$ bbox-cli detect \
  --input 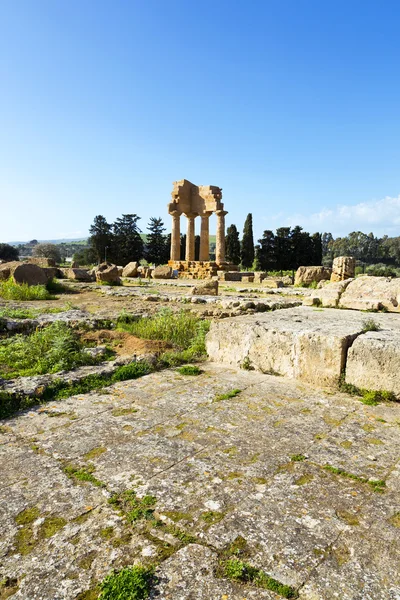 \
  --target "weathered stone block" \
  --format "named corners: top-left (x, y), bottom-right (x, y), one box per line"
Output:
top-left (294, 266), bottom-right (331, 286)
top-left (339, 276), bottom-right (400, 312)
top-left (331, 256), bottom-right (355, 282)
top-left (66, 268), bottom-right (94, 282)
top-left (152, 266), bottom-right (173, 279)
top-left (346, 330), bottom-right (400, 397)
top-left (303, 279), bottom-right (353, 308)
top-left (95, 263), bottom-right (120, 284)
top-left (206, 307), bottom-right (370, 387)
top-left (192, 280), bottom-right (218, 296)
top-left (0, 261), bottom-right (48, 286)
top-left (122, 261), bottom-right (139, 278)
